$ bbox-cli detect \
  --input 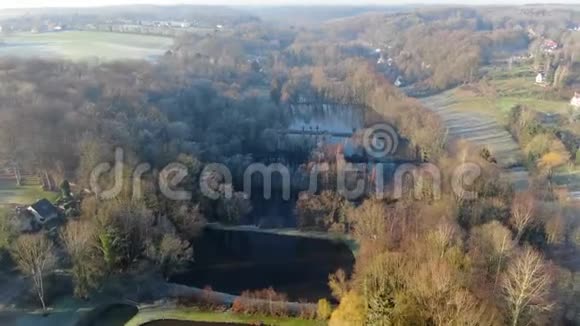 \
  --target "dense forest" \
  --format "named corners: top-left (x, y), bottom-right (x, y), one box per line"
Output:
top-left (317, 6), bottom-right (580, 92)
top-left (0, 4), bottom-right (580, 326)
